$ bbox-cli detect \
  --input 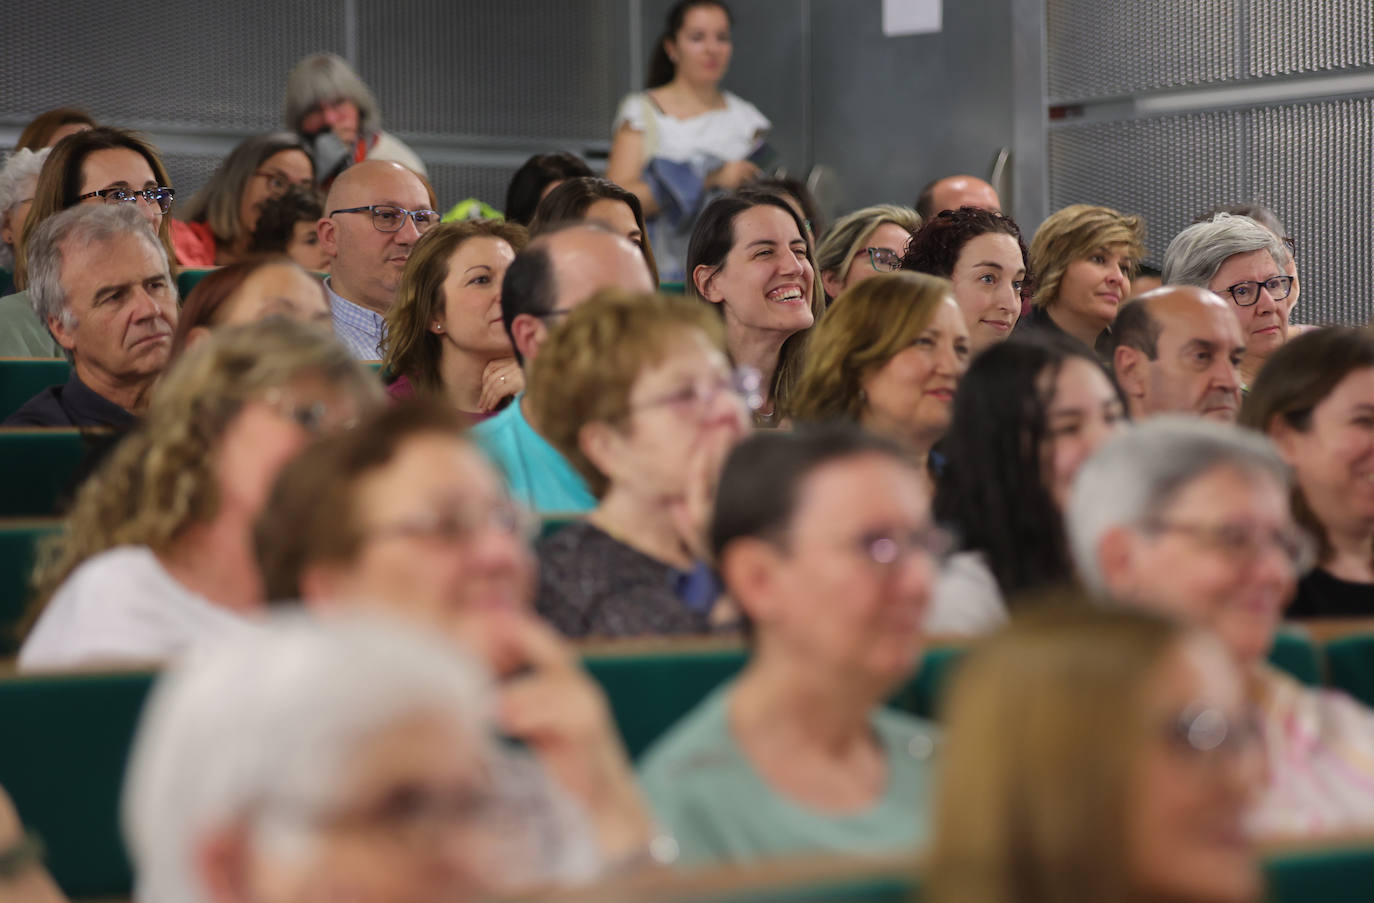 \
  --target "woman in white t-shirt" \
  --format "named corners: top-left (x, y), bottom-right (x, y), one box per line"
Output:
top-left (605, 0), bottom-right (770, 284)
top-left (18, 319), bottom-right (383, 671)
